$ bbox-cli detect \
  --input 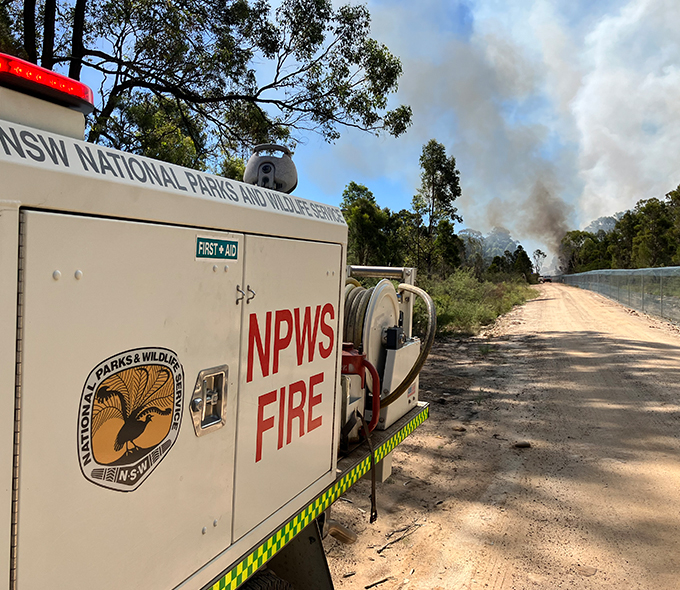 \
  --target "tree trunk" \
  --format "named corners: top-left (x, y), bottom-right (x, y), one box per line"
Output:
top-left (69, 0), bottom-right (87, 80)
top-left (429, 175), bottom-right (435, 237)
top-left (427, 175), bottom-right (434, 276)
top-left (41, 0), bottom-right (57, 69)
top-left (23, 0), bottom-right (37, 63)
